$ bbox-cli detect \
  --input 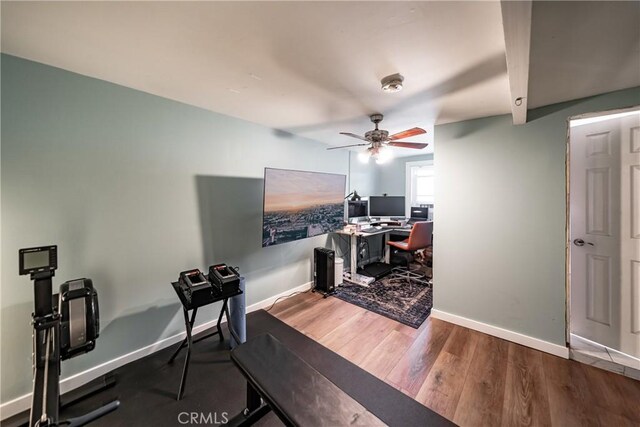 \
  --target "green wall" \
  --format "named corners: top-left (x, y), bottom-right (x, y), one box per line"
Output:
top-left (0, 55), bottom-right (373, 403)
top-left (434, 87), bottom-right (640, 346)
top-left (347, 151), bottom-right (378, 197)
top-left (376, 153), bottom-right (434, 197)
